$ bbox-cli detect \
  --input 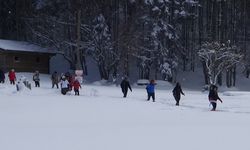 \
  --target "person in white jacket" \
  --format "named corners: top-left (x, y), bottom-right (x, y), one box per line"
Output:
top-left (61, 76), bottom-right (69, 95)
